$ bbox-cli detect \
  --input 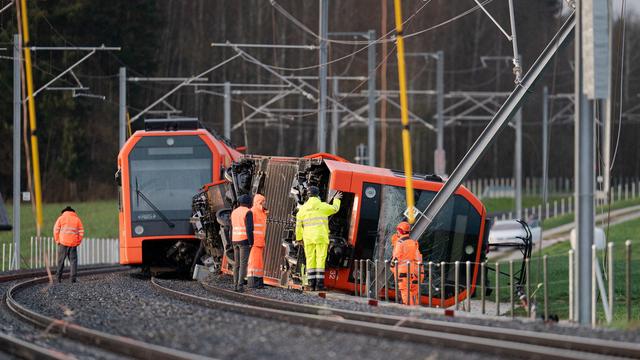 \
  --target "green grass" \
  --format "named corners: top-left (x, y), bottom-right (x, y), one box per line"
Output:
top-left (542, 197), bottom-right (640, 230)
top-left (492, 217), bottom-right (640, 326)
top-left (0, 200), bottom-right (118, 269)
top-left (483, 195), bottom-right (566, 214)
